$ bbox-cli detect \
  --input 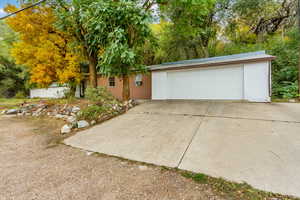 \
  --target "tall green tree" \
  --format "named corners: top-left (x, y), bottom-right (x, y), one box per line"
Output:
top-left (0, 56), bottom-right (28, 98)
top-left (157, 0), bottom-right (217, 61)
top-left (224, 0), bottom-right (297, 42)
top-left (298, 0), bottom-right (300, 98)
top-left (0, 21), bottom-right (18, 58)
top-left (54, 0), bottom-right (99, 88)
top-left (82, 0), bottom-right (153, 100)
top-left (0, 22), bottom-right (28, 98)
